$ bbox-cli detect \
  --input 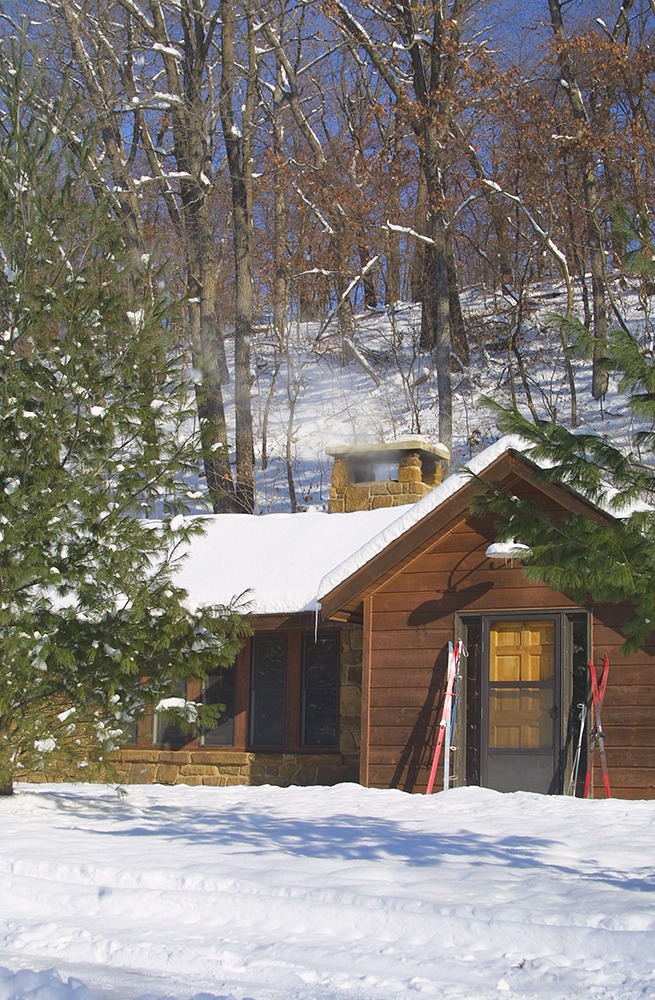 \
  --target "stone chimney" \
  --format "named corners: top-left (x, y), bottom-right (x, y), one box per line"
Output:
top-left (326, 438), bottom-right (450, 513)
